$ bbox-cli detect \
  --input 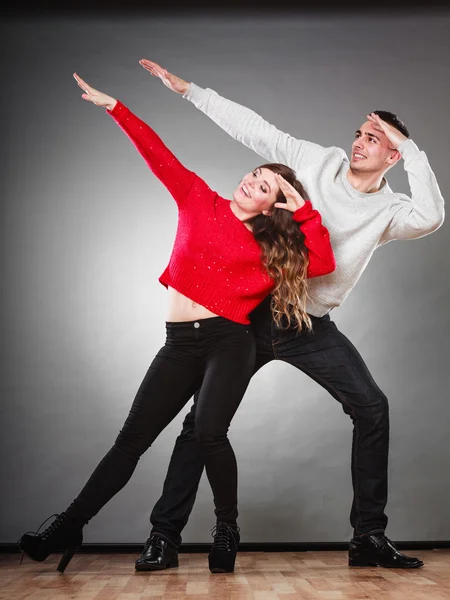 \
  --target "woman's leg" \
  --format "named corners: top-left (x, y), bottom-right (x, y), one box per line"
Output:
top-left (194, 324), bottom-right (255, 524)
top-left (19, 324), bottom-right (202, 569)
top-left (187, 318), bottom-right (255, 572)
top-left (66, 340), bottom-right (202, 524)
